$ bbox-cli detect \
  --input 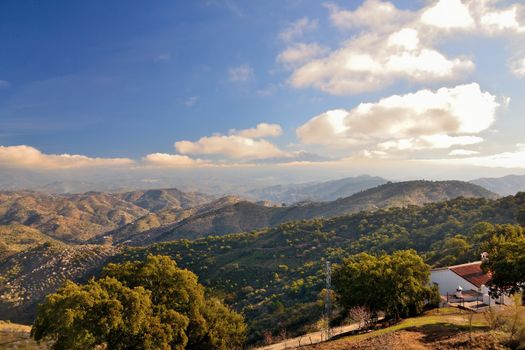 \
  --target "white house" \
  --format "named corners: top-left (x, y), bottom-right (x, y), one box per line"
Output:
top-left (430, 261), bottom-right (511, 307)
